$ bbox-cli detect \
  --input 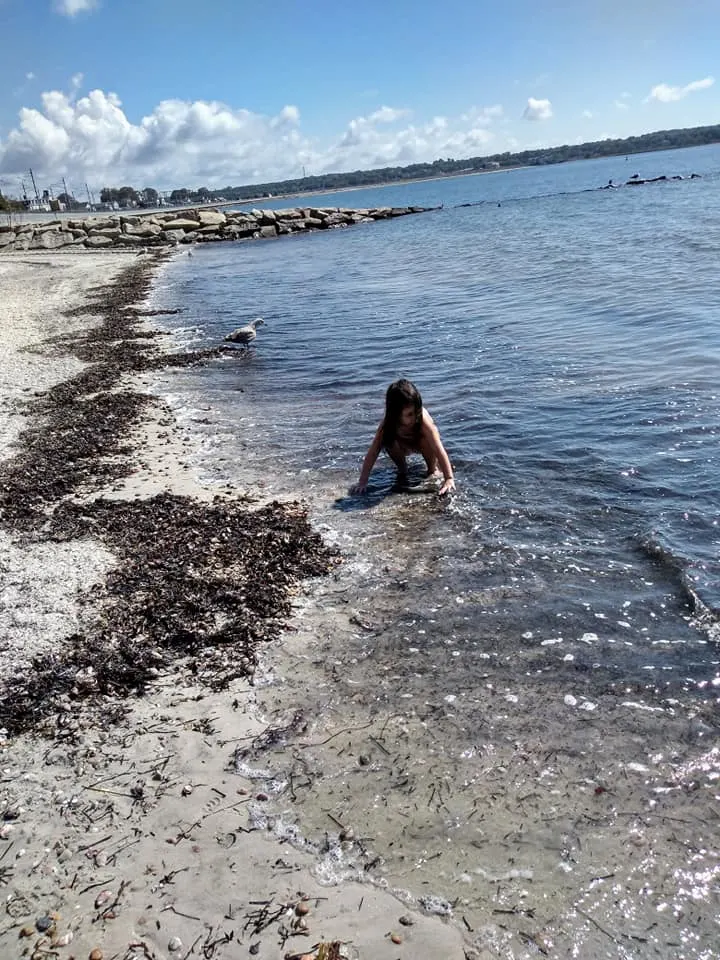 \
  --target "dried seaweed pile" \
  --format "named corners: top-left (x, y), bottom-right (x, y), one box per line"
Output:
top-left (0, 255), bottom-right (244, 529)
top-left (0, 255), bottom-right (339, 737)
top-left (0, 493), bottom-right (337, 737)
